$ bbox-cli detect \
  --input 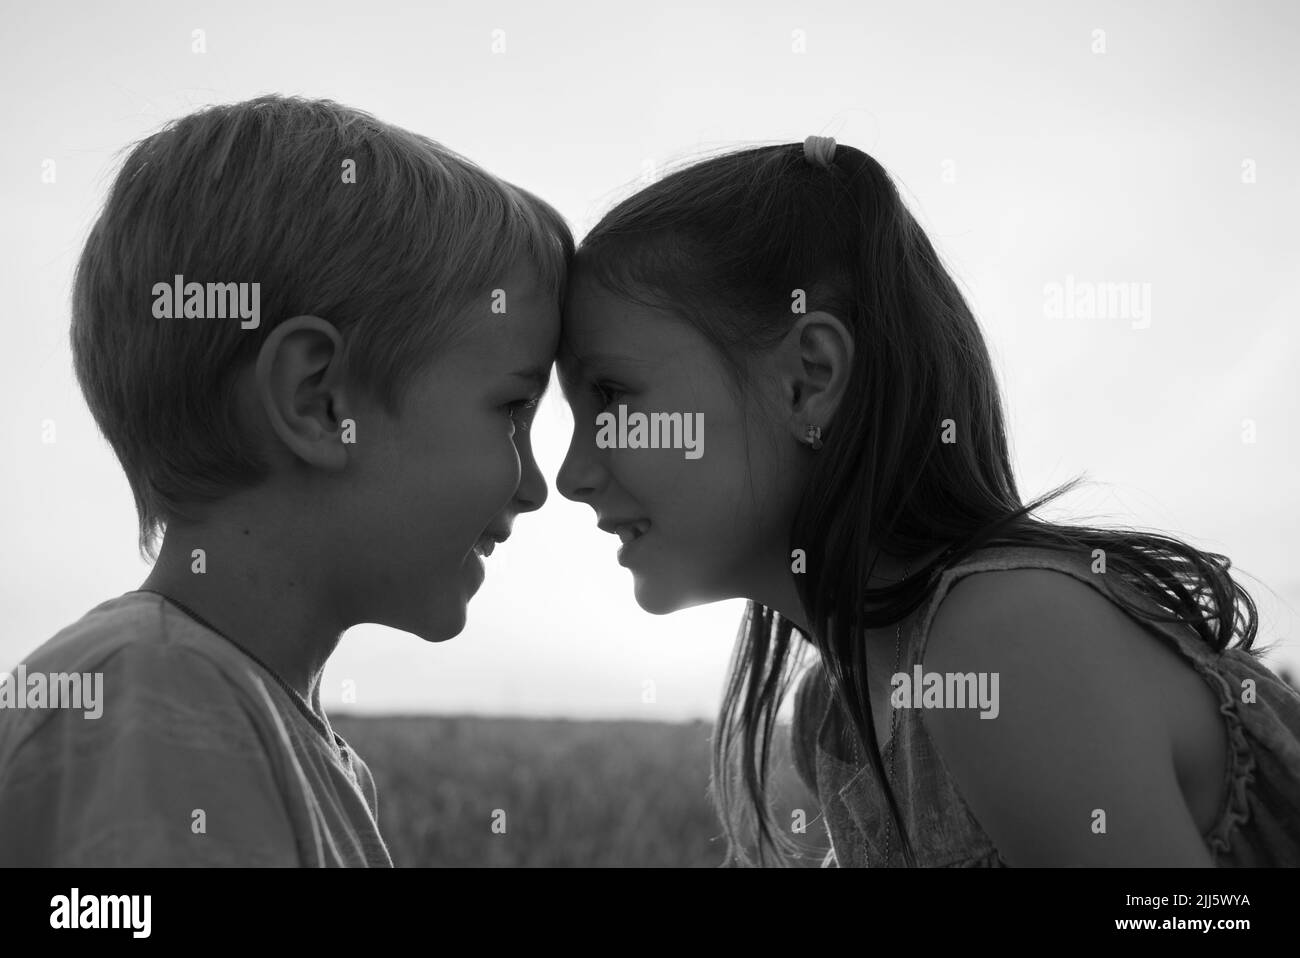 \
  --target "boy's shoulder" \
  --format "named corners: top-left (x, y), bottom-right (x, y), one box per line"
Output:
top-left (23, 591), bottom-right (176, 667)
top-left (0, 593), bottom-right (310, 866)
top-left (1, 592), bottom-right (269, 754)
top-left (18, 591), bottom-right (255, 686)
top-left (0, 591), bottom-right (390, 866)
